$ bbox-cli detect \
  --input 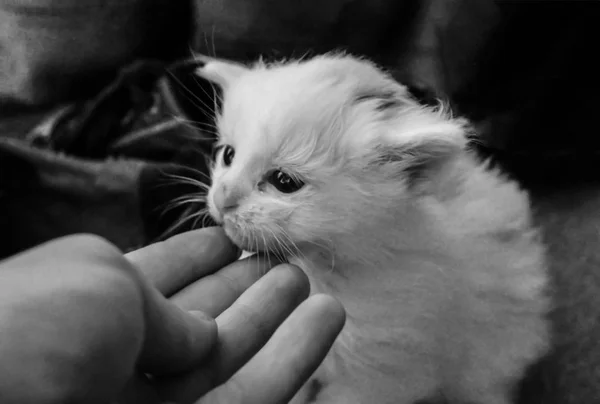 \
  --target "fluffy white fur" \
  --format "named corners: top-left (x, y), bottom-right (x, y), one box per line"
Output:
top-left (196, 53), bottom-right (550, 404)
